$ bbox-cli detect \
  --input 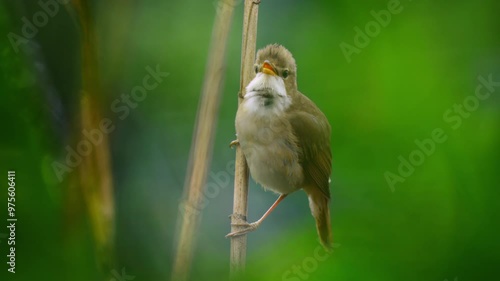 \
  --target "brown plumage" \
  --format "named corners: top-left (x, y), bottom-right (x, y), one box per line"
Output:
top-left (227, 44), bottom-right (333, 250)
